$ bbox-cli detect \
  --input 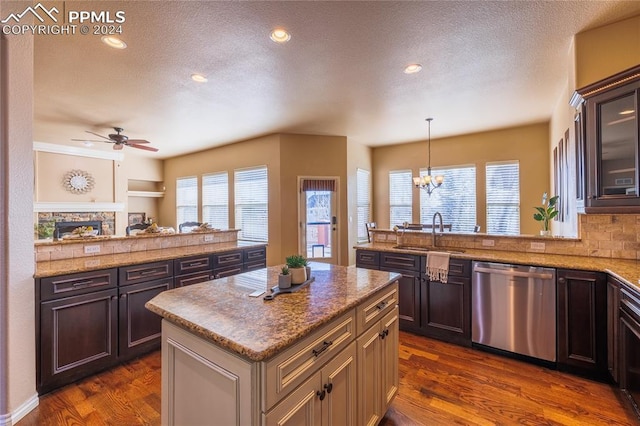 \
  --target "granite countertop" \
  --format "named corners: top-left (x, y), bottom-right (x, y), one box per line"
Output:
top-left (34, 229), bottom-right (240, 246)
top-left (356, 242), bottom-right (640, 292)
top-left (145, 263), bottom-right (399, 362)
top-left (35, 240), bottom-right (266, 278)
